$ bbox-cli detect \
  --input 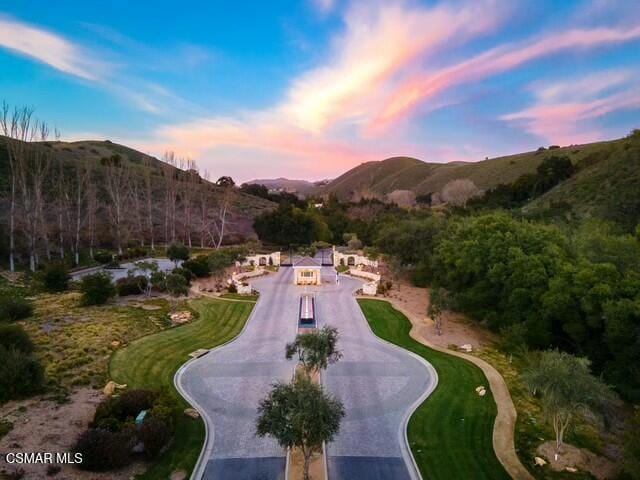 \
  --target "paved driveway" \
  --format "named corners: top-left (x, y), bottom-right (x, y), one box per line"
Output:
top-left (177, 261), bottom-right (435, 480)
